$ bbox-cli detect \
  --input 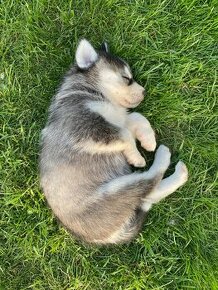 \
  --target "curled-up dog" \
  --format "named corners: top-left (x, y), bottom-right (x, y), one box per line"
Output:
top-left (39, 39), bottom-right (188, 244)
